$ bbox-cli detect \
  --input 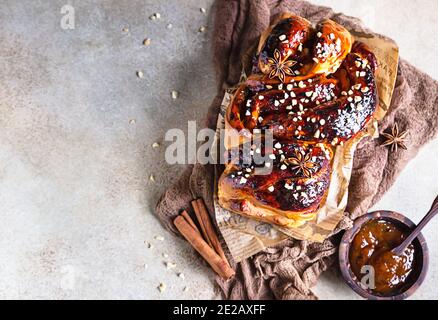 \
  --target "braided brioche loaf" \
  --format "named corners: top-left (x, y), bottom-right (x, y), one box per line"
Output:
top-left (218, 13), bottom-right (378, 228)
